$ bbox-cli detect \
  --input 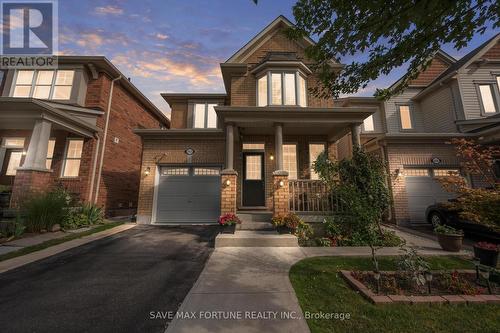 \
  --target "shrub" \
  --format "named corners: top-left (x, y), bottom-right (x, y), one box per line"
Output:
top-left (397, 247), bottom-right (430, 287)
top-left (218, 213), bottom-right (241, 226)
top-left (81, 204), bottom-right (104, 225)
top-left (295, 220), bottom-right (313, 245)
top-left (315, 237), bottom-right (333, 247)
top-left (63, 212), bottom-right (89, 230)
top-left (22, 190), bottom-right (69, 232)
top-left (271, 214), bottom-right (286, 227)
top-left (434, 224), bottom-right (463, 235)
